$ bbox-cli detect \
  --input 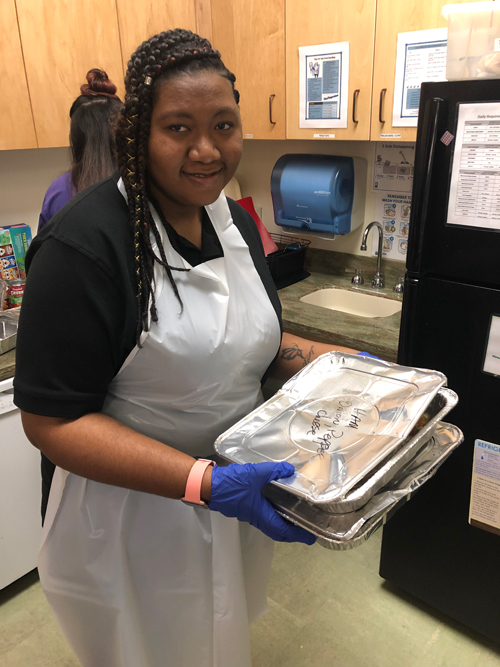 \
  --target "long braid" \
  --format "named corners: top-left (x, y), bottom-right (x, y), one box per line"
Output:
top-left (115, 29), bottom-right (239, 345)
